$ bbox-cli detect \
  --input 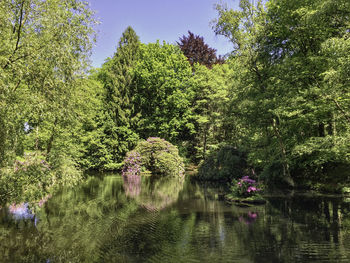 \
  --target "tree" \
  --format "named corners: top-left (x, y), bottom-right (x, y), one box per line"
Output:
top-left (213, 0), bottom-right (350, 187)
top-left (96, 26), bottom-right (141, 169)
top-left (132, 41), bottom-right (195, 144)
top-left (0, 0), bottom-right (96, 203)
top-left (102, 26), bottom-right (141, 128)
top-left (0, 0), bottom-right (96, 165)
top-left (190, 63), bottom-right (232, 160)
top-left (177, 31), bottom-right (224, 68)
